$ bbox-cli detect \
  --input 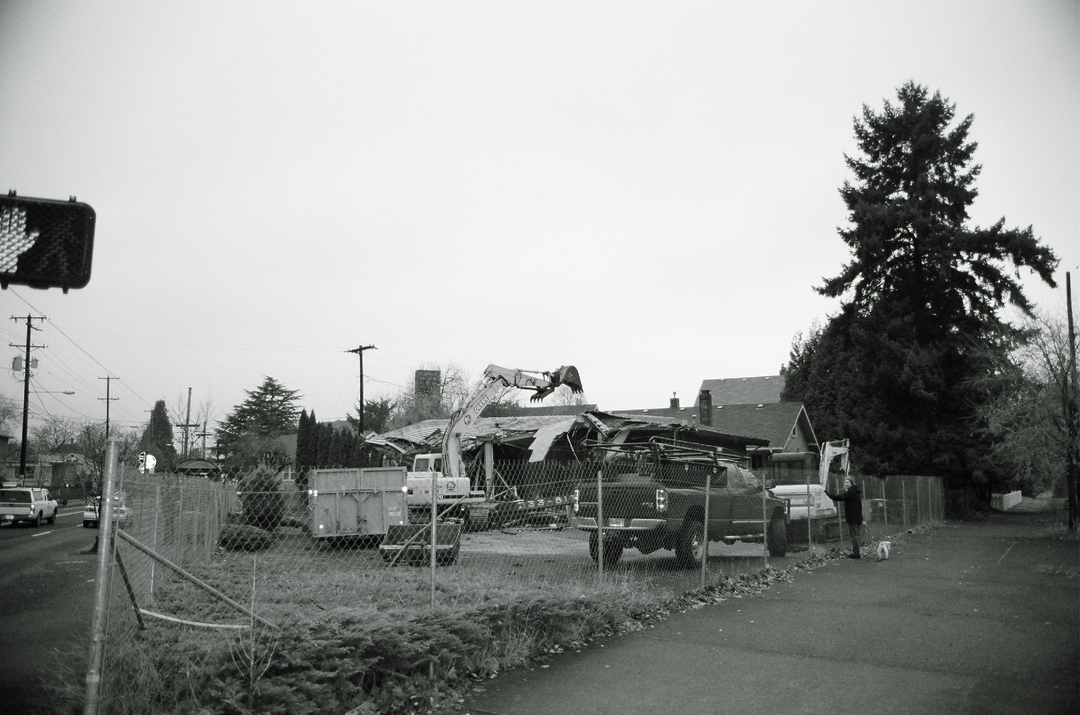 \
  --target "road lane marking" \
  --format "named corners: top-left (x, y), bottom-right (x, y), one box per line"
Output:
top-left (31, 530), bottom-right (54, 537)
